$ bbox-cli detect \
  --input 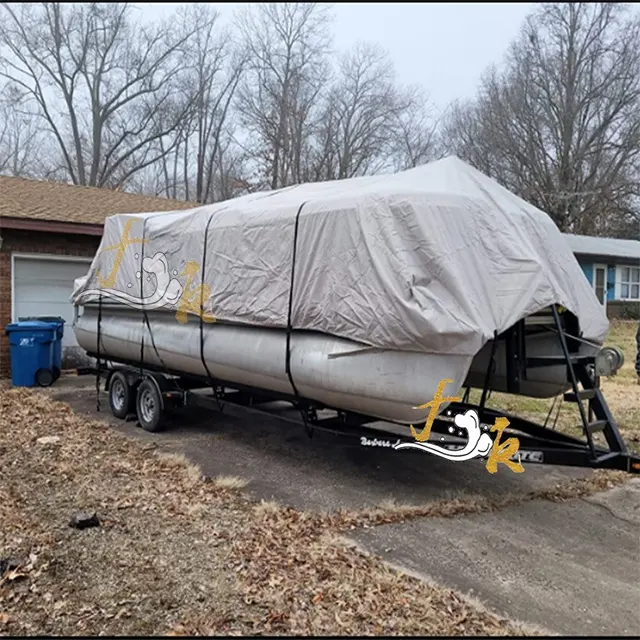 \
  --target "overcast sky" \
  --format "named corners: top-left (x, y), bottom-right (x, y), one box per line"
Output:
top-left (136, 2), bottom-right (536, 112)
